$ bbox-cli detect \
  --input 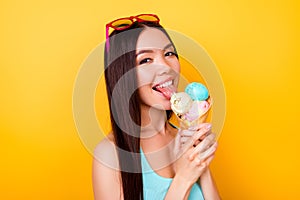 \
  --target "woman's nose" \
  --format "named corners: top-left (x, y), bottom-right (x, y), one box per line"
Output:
top-left (156, 56), bottom-right (173, 75)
